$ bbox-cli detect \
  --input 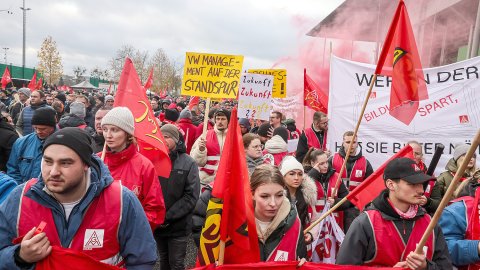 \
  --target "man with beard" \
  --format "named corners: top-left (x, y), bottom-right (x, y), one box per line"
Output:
top-left (191, 109), bottom-right (229, 188)
top-left (91, 106), bottom-right (112, 153)
top-left (10, 88), bottom-right (30, 127)
top-left (8, 107), bottom-right (57, 184)
top-left (337, 158), bottom-right (452, 269)
top-left (0, 128), bottom-right (157, 269)
top-left (296, 111), bottom-right (330, 163)
top-left (16, 90), bottom-right (48, 136)
top-left (329, 131), bottom-right (373, 231)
